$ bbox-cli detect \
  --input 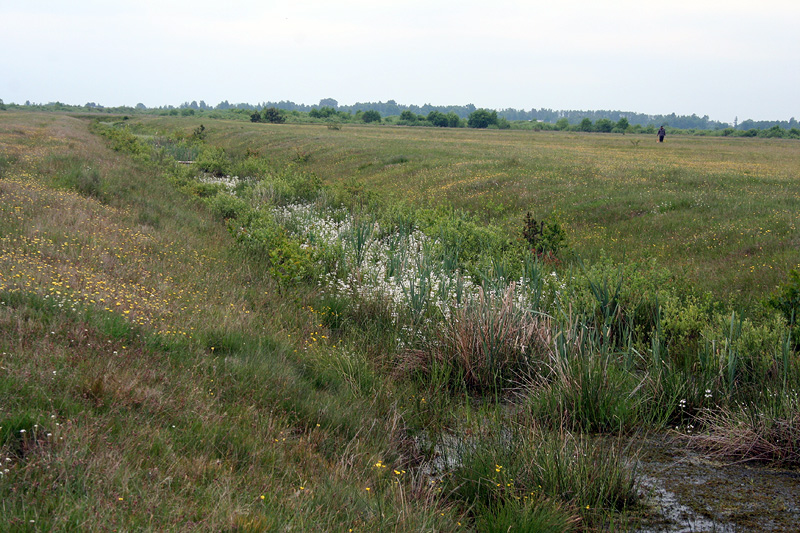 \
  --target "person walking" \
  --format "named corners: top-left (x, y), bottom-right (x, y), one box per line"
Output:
top-left (657, 126), bottom-right (666, 143)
